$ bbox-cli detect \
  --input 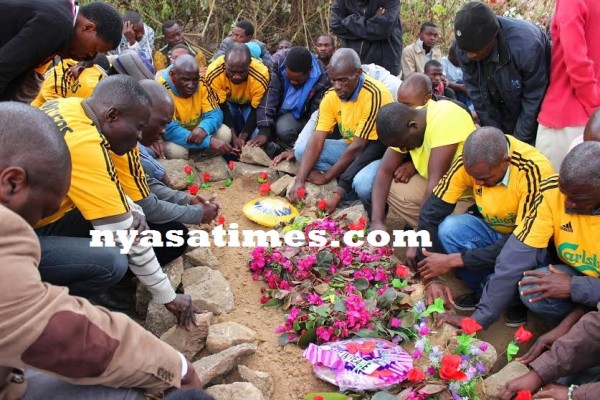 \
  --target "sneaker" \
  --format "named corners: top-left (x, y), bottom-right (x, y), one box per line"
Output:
top-left (454, 292), bottom-right (480, 312)
top-left (505, 305), bottom-right (528, 328)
